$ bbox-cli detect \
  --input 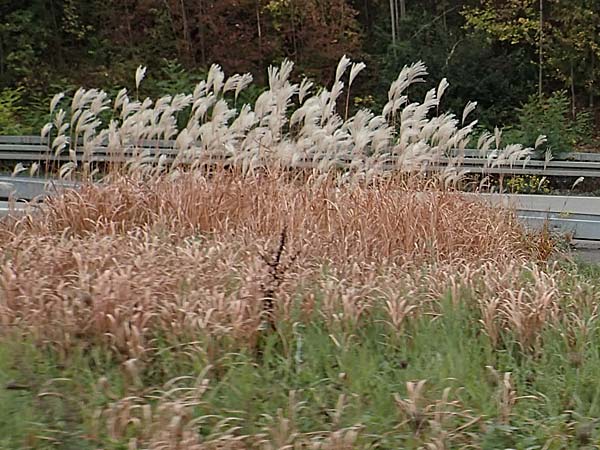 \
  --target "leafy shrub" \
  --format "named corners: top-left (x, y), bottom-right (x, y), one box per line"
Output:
top-left (506, 91), bottom-right (593, 156)
top-left (379, 29), bottom-right (537, 129)
top-left (0, 87), bottom-right (24, 134)
top-left (144, 59), bottom-right (206, 97)
top-left (505, 175), bottom-right (551, 195)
